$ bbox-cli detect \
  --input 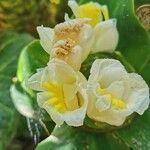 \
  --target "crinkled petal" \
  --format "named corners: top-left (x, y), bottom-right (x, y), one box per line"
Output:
top-left (88, 108), bottom-right (130, 126)
top-left (107, 81), bottom-right (124, 99)
top-left (37, 26), bottom-right (54, 54)
top-left (87, 90), bottom-right (130, 126)
top-left (89, 59), bottom-right (127, 88)
top-left (126, 73), bottom-right (149, 115)
top-left (95, 96), bottom-right (111, 112)
top-left (91, 19), bottom-right (119, 53)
